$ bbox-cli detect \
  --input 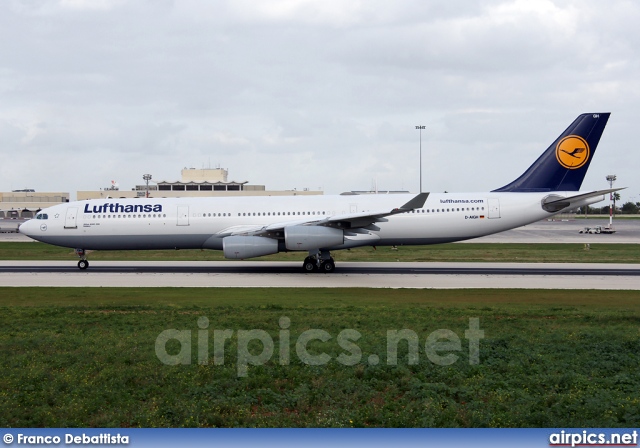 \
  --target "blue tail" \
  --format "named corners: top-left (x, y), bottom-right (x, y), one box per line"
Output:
top-left (492, 113), bottom-right (610, 192)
